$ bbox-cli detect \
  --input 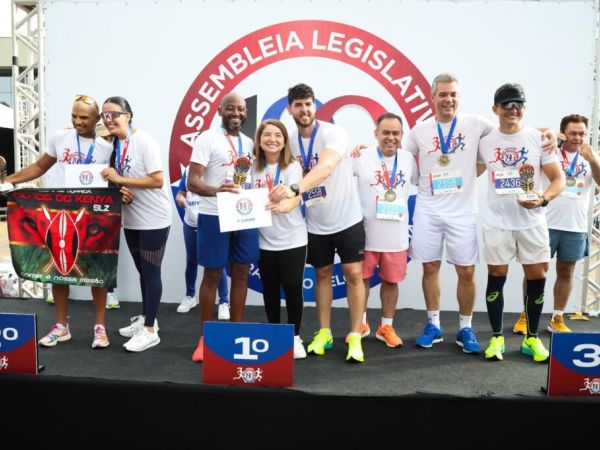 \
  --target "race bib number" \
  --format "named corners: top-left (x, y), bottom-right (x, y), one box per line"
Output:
top-left (493, 169), bottom-right (521, 194)
top-left (302, 186), bottom-right (327, 207)
top-left (376, 196), bottom-right (406, 221)
top-left (430, 170), bottom-right (463, 195)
